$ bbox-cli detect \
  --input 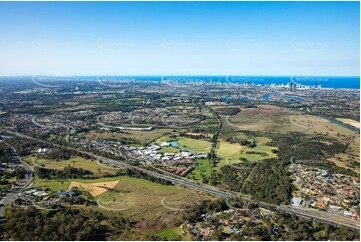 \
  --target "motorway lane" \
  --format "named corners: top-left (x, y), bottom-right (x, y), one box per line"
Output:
top-left (97, 156), bottom-right (232, 198)
top-left (278, 205), bottom-right (360, 230)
